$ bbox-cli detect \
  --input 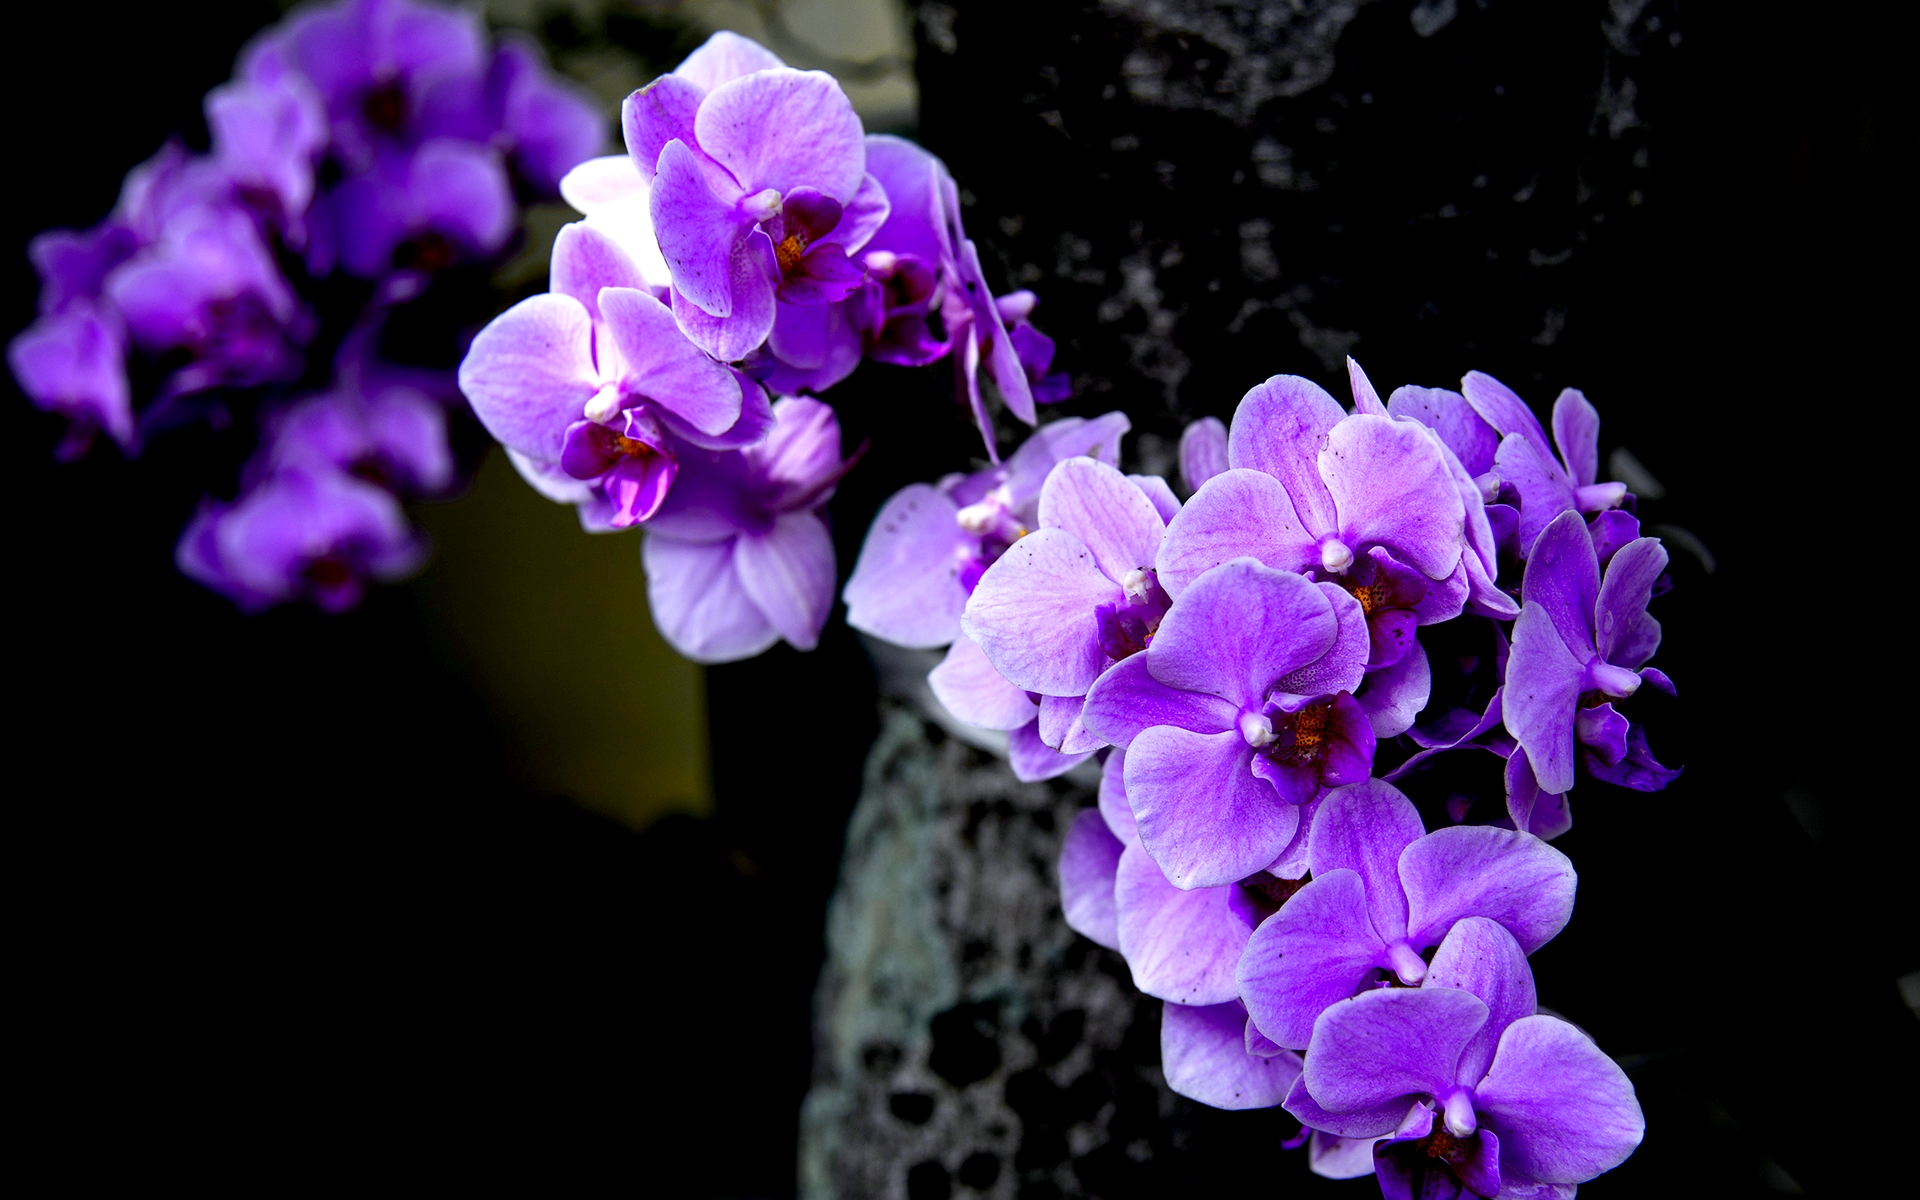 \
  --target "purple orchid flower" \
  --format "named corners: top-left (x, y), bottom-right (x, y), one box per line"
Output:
top-left (961, 456), bottom-right (1178, 756)
top-left (1157, 373), bottom-right (1470, 672)
top-left (622, 32), bottom-right (886, 362)
top-left (1178, 416), bottom-right (1228, 496)
top-left (8, 302), bottom-right (134, 459)
top-left (177, 466), bottom-right (425, 612)
top-left (204, 72), bottom-right (328, 240)
top-left (411, 35), bottom-right (605, 193)
top-left (326, 138), bottom-right (515, 277)
top-left (1287, 917), bottom-right (1643, 1199)
top-left (241, 0), bottom-right (489, 176)
top-left (641, 397), bottom-right (853, 663)
top-left (845, 411), bottom-right (1132, 649)
top-left (457, 221), bottom-right (765, 527)
top-left (1505, 509), bottom-right (1676, 796)
top-left (1077, 558), bottom-right (1379, 888)
top-left (260, 381), bottom-right (453, 497)
top-left (1461, 370), bottom-right (1629, 559)
top-left (1236, 778), bottom-right (1576, 1051)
